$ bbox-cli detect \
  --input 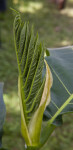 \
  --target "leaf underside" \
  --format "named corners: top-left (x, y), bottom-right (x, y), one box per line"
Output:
top-left (43, 46), bottom-right (73, 126)
top-left (14, 13), bottom-right (45, 124)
